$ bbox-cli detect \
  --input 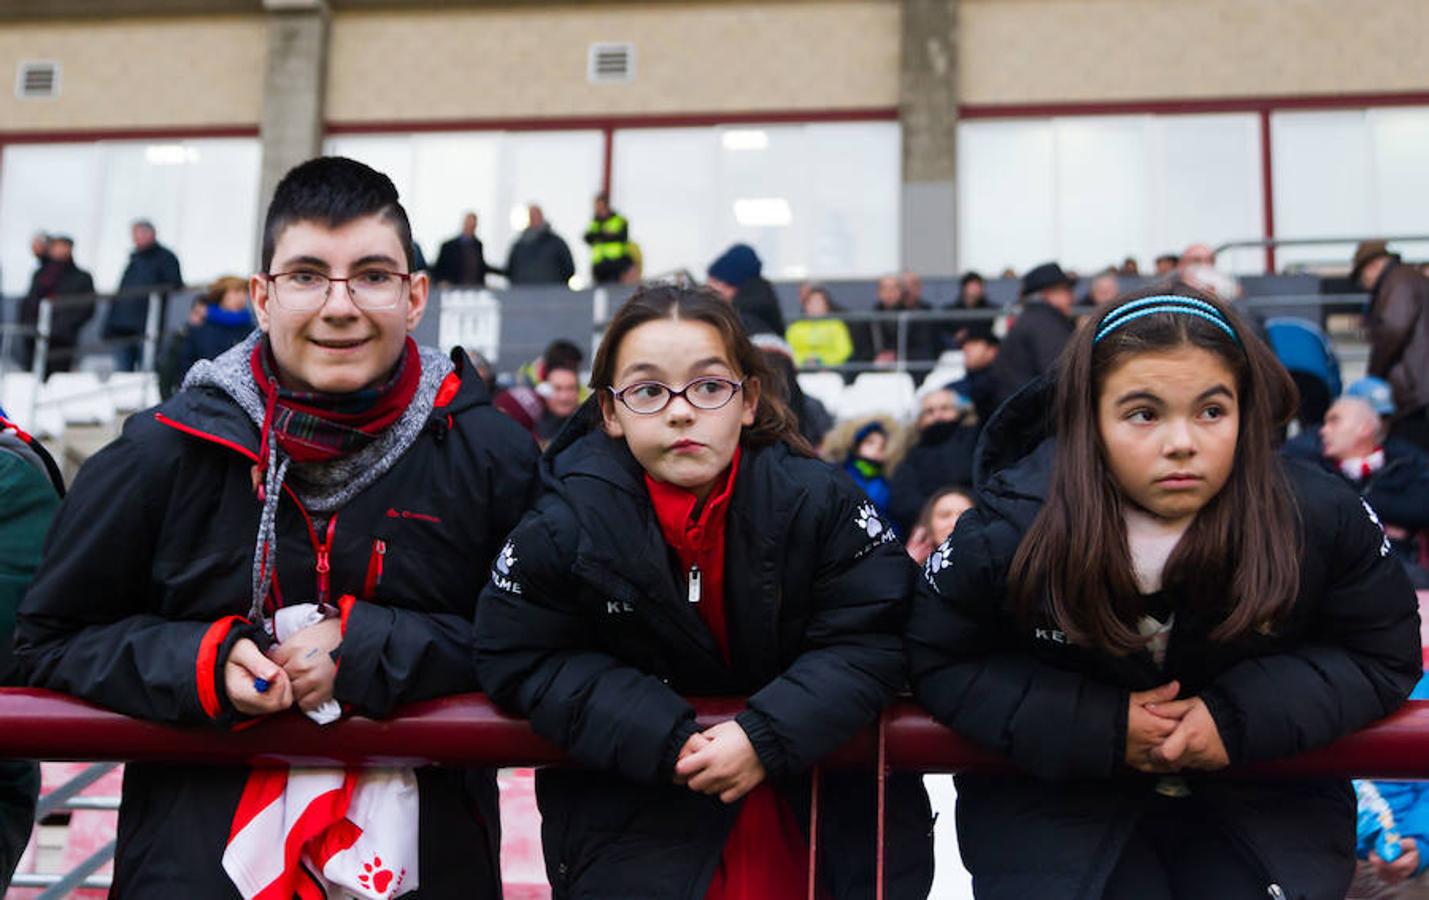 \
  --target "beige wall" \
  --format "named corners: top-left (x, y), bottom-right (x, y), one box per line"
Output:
top-left (961, 0), bottom-right (1429, 106)
top-left (326, 0), bottom-right (900, 123)
top-left (0, 16), bottom-right (265, 131)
